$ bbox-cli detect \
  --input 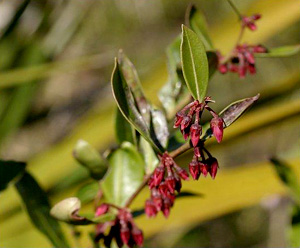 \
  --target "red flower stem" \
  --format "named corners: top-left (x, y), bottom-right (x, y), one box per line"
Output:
top-left (124, 142), bottom-right (192, 208)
